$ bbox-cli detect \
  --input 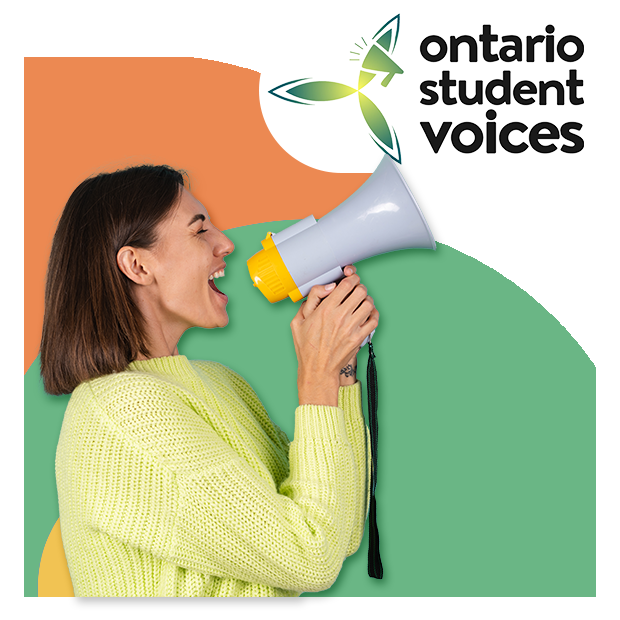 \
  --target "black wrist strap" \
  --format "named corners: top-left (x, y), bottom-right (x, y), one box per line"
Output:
top-left (366, 340), bottom-right (383, 579)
